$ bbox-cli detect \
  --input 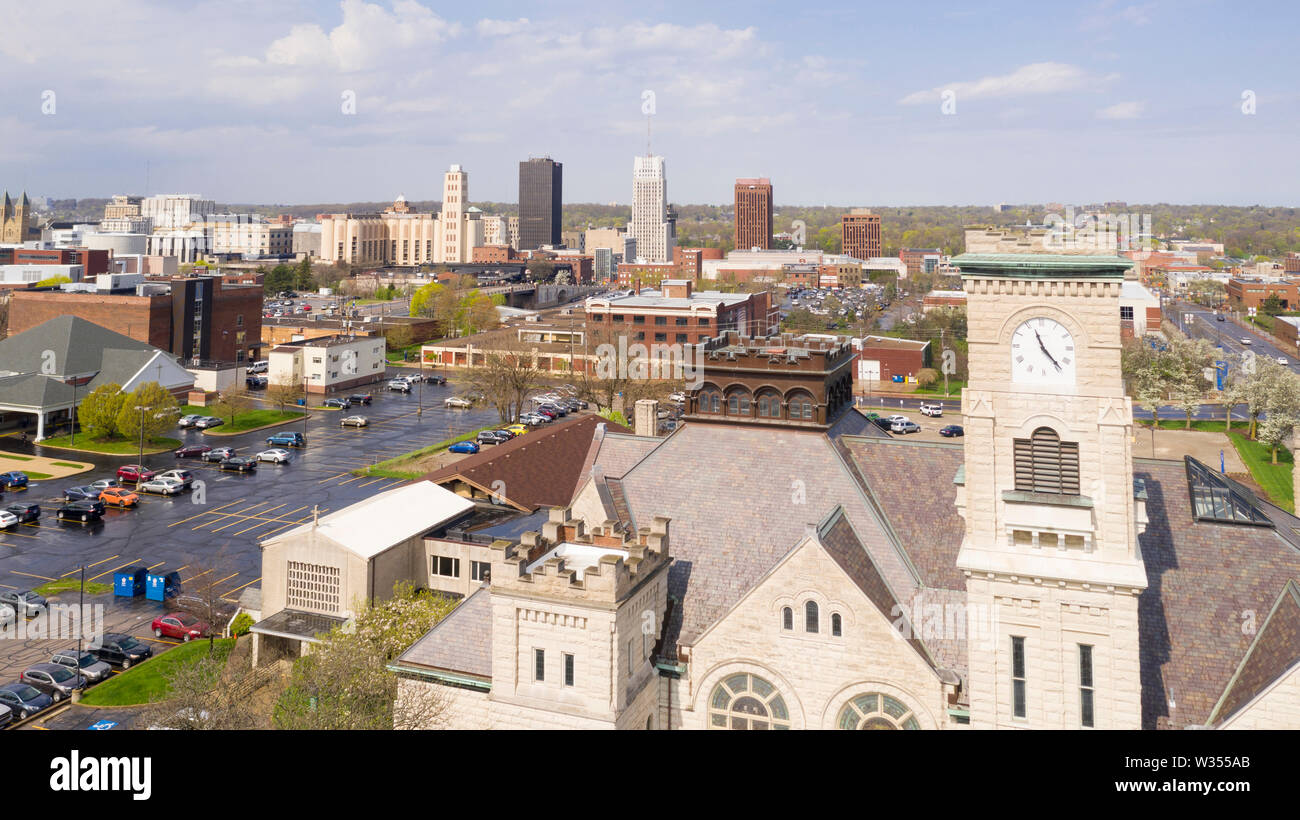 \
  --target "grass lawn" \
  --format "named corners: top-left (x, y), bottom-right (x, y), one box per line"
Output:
top-left (913, 379), bottom-right (967, 397)
top-left (1138, 418), bottom-right (1233, 432)
top-left (1, 453), bottom-right (32, 461)
top-left (182, 406), bottom-right (304, 433)
top-left (37, 434), bottom-right (181, 455)
top-left (33, 578), bottom-right (113, 597)
top-left (51, 461), bottom-right (83, 468)
top-left (354, 424), bottom-right (498, 479)
top-left (79, 638), bottom-right (236, 707)
top-left (1228, 432), bottom-right (1294, 512)
top-left (386, 341), bottom-right (433, 363)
